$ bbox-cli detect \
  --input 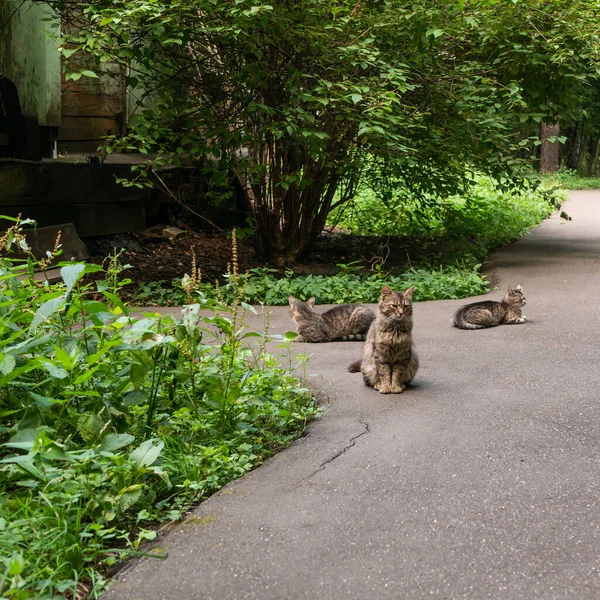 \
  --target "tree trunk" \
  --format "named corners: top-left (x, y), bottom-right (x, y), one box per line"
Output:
top-left (587, 137), bottom-right (600, 177)
top-left (539, 122), bottom-right (560, 174)
top-left (241, 138), bottom-right (358, 265)
top-left (577, 129), bottom-right (591, 173)
top-left (564, 124), bottom-right (580, 171)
